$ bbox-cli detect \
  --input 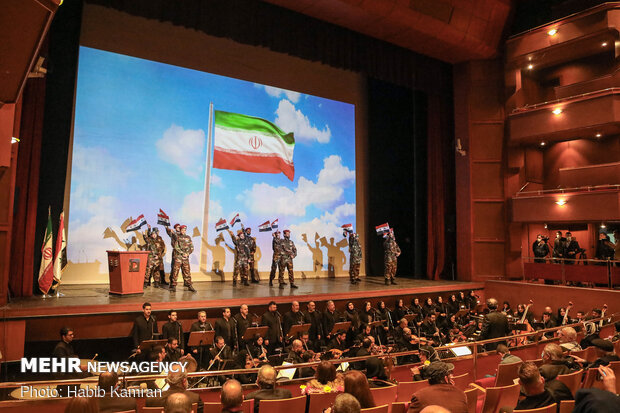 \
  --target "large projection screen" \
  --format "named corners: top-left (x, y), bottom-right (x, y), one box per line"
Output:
top-left (62, 5), bottom-right (367, 284)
